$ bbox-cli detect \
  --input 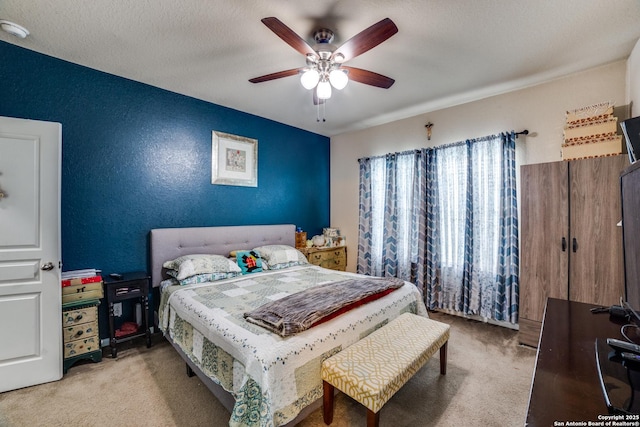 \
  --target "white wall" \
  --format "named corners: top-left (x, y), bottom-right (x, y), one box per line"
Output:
top-left (629, 38), bottom-right (640, 114)
top-left (331, 60), bottom-right (627, 272)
